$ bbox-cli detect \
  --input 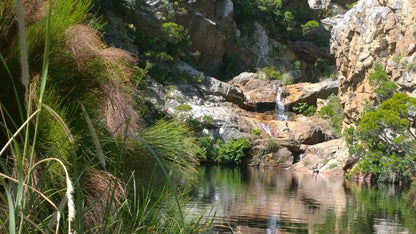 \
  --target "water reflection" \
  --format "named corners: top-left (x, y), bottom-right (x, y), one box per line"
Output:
top-left (186, 166), bottom-right (416, 233)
